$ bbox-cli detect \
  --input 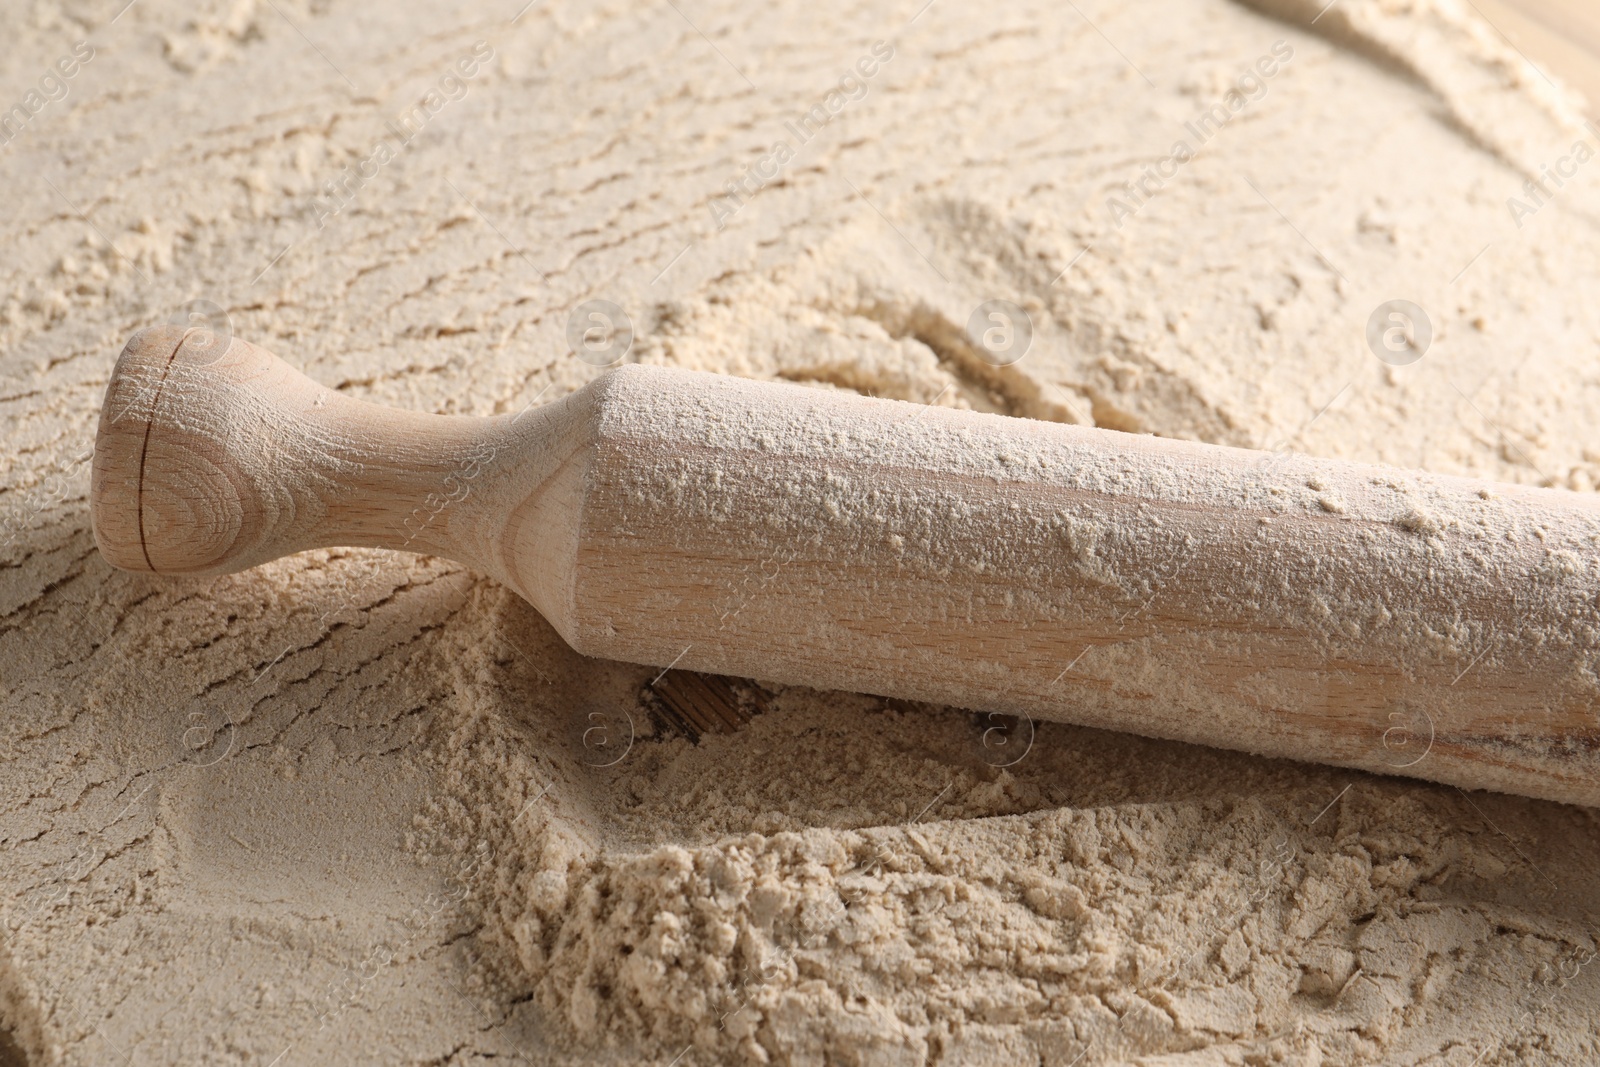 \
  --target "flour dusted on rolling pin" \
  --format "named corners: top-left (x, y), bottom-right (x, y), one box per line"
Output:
top-left (567, 365), bottom-right (1600, 805)
top-left (93, 332), bottom-right (1600, 804)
